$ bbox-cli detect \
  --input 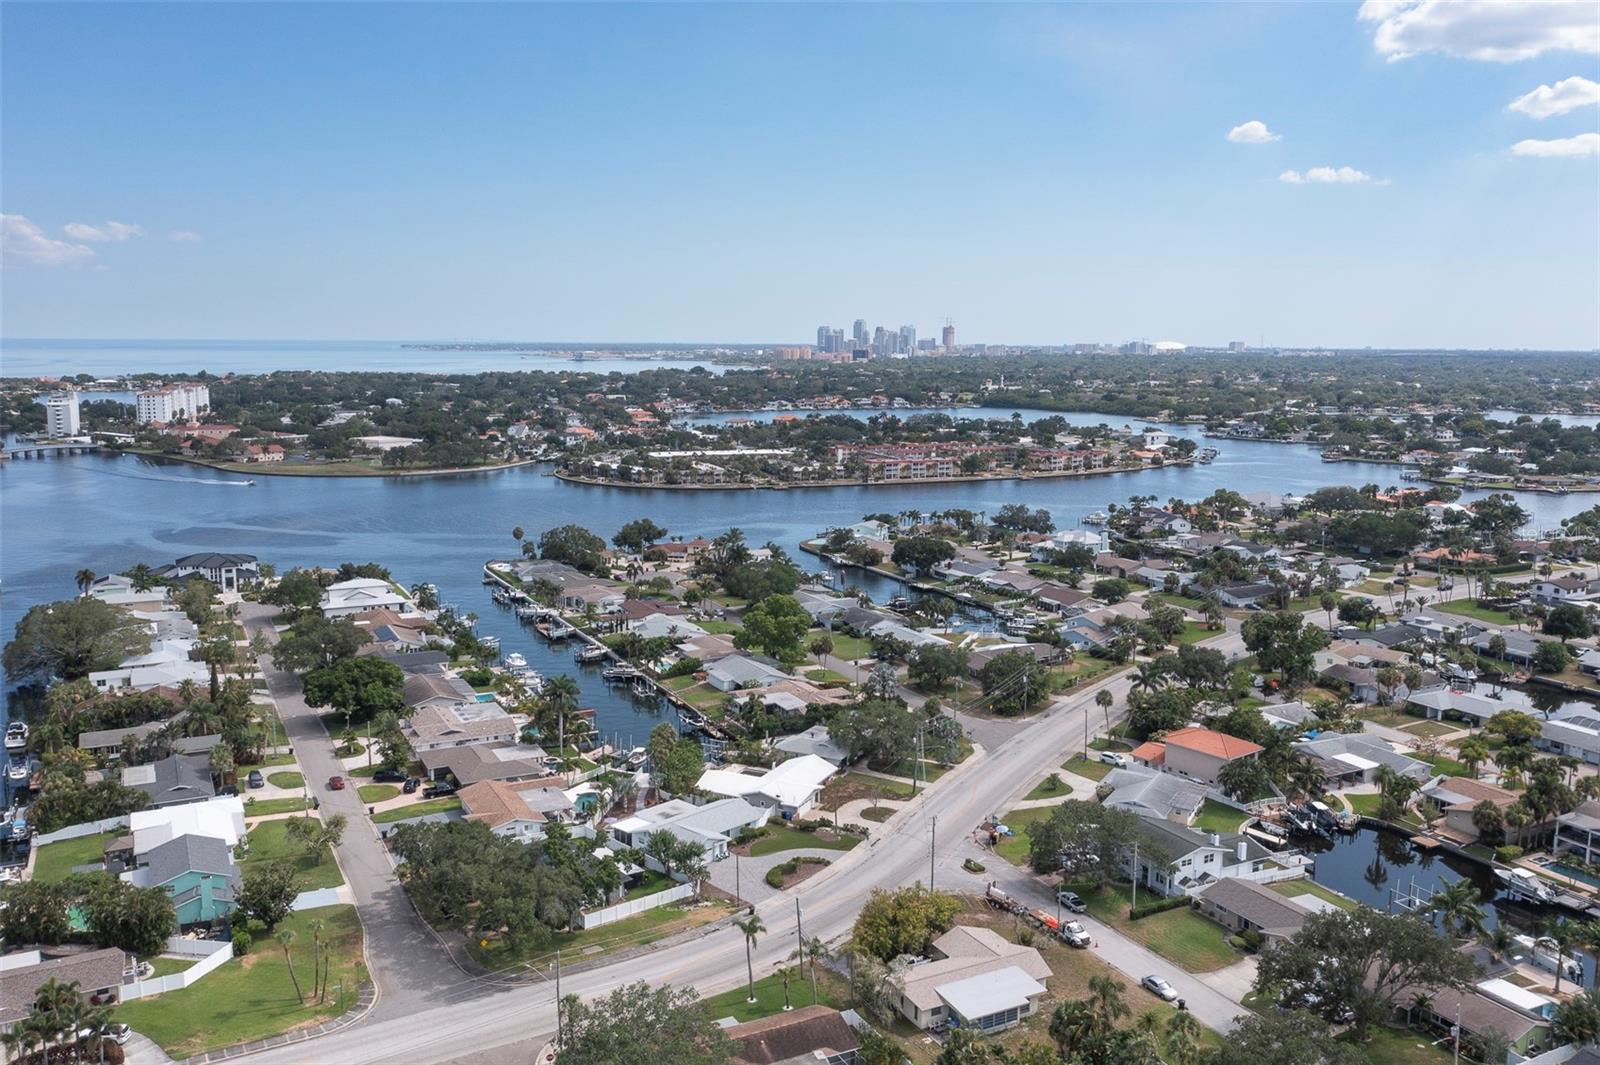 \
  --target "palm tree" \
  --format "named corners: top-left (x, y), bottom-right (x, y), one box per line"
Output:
top-left (1048, 1000), bottom-right (1100, 1059)
top-left (74, 568), bottom-right (96, 595)
top-left (307, 916), bottom-right (327, 1002)
top-left (1428, 879), bottom-right (1485, 939)
top-left (277, 928), bottom-right (305, 1004)
top-left (1087, 973), bottom-right (1128, 1028)
top-left (795, 935), bottom-right (828, 1006)
top-left (1165, 1009), bottom-right (1204, 1065)
top-left (735, 913), bottom-right (765, 1003)
top-left (1130, 661), bottom-right (1167, 695)
top-left (1545, 918), bottom-right (1581, 994)
top-left (1095, 689), bottom-right (1115, 738)
top-left (1458, 736), bottom-right (1491, 779)
top-left (126, 562), bottom-right (157, 592)
top-left (1553, 985), bottom-right (1600, 1047)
